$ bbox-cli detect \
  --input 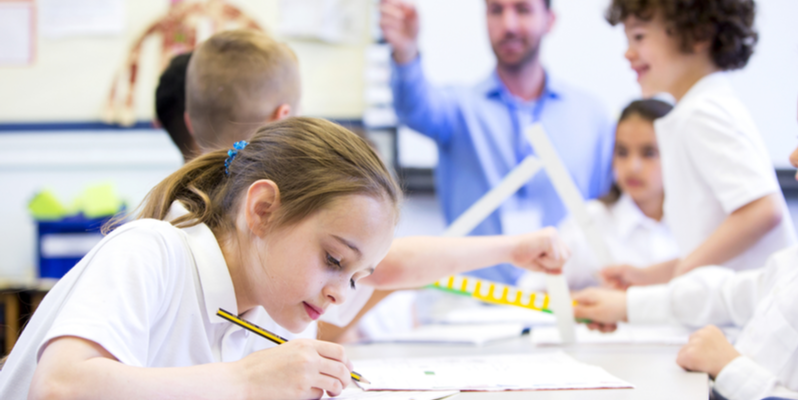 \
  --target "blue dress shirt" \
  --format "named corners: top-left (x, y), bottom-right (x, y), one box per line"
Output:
top-left (391, 57), bottom-right (615, 284)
